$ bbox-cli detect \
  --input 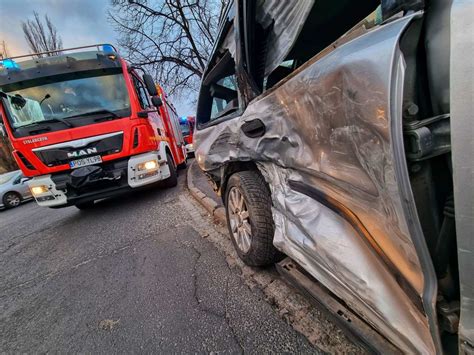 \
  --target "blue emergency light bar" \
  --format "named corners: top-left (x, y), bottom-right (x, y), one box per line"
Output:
top-left (1, 43), bottom-right (119, 62)
top-left (0, 58), bottom-right (20, 70)
top-left (101, 44), bottom-right (116, 53)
